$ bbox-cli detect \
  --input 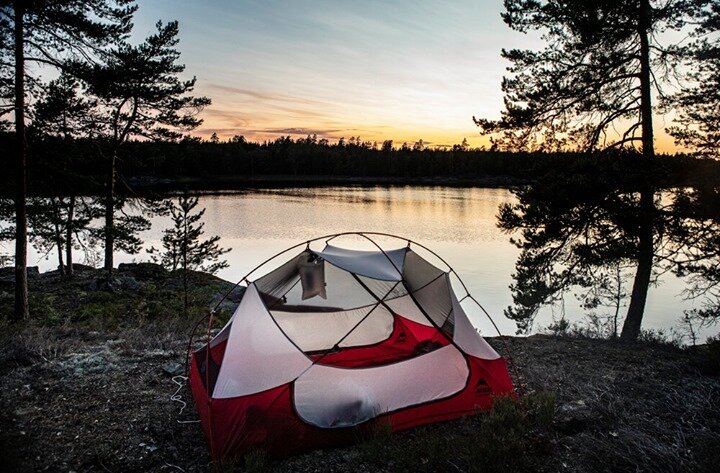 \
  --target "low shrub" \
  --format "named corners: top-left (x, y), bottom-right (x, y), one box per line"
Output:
top-left (358, 391), bottom-right (556, 473)
top-left (524, 390), bottom-right (556, 428)
top-left (698, 336), bottom-right (720, 375)
top-left (547, 318), bottom-right (570, 337)
top-left (637, 328), bottom-right (683, 348)
top-left (359, 420), bottom-right (394, 465)
top-left (0, 326), bottom-right (81, 370)
top-left (28, 292), bottom-right (61, 325)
